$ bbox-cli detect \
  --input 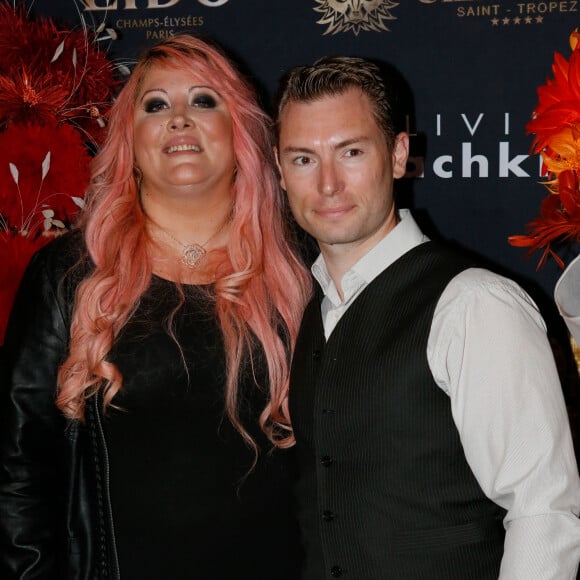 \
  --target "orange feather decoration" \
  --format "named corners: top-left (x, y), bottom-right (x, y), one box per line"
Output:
top-left (509, 30), bottom-right (580, 268)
